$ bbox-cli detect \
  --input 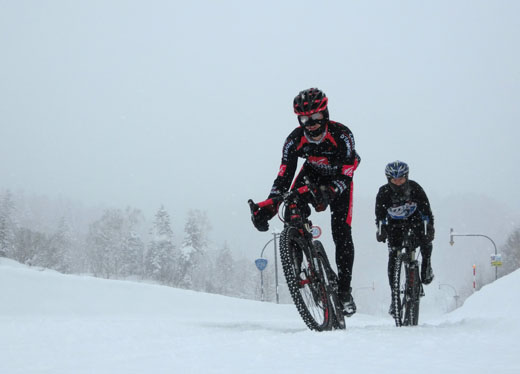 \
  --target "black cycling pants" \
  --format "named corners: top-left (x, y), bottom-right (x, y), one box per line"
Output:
top-left (290, 167), bottom-right (355, 295)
